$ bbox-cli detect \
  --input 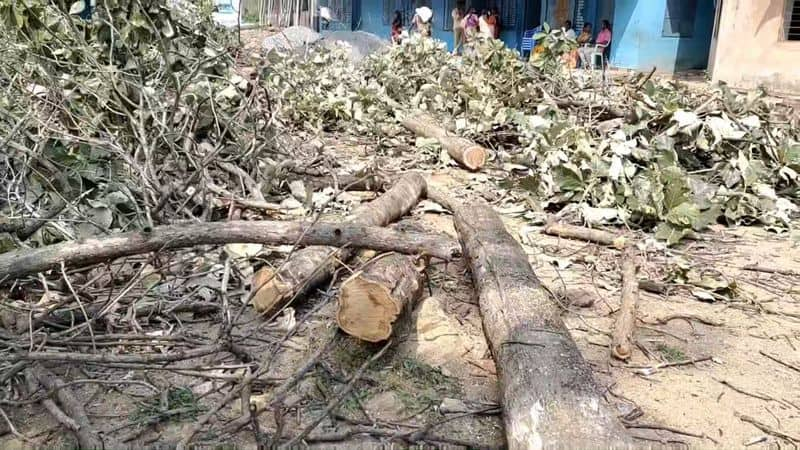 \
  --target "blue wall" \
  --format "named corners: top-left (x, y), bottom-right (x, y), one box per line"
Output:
top-left (356, 0), bottom-right (543, 53)
top-left (358, 0), bottom-right (456, 49)
top-left (608, 0), bottom-right (715, 72)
